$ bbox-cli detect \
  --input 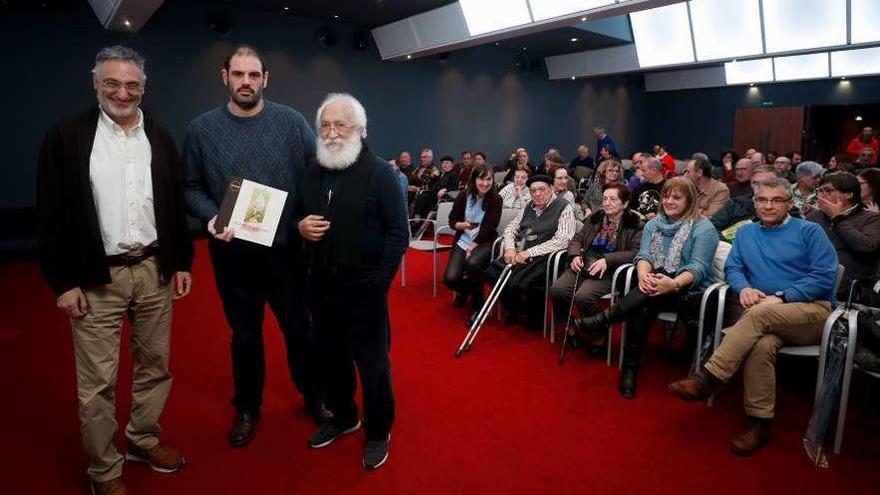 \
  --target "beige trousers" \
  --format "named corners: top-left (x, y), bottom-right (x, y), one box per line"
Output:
top-left (705, 301), bottom-right (831, 419)
top-left (70, 257), bottom-right (174, 482)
